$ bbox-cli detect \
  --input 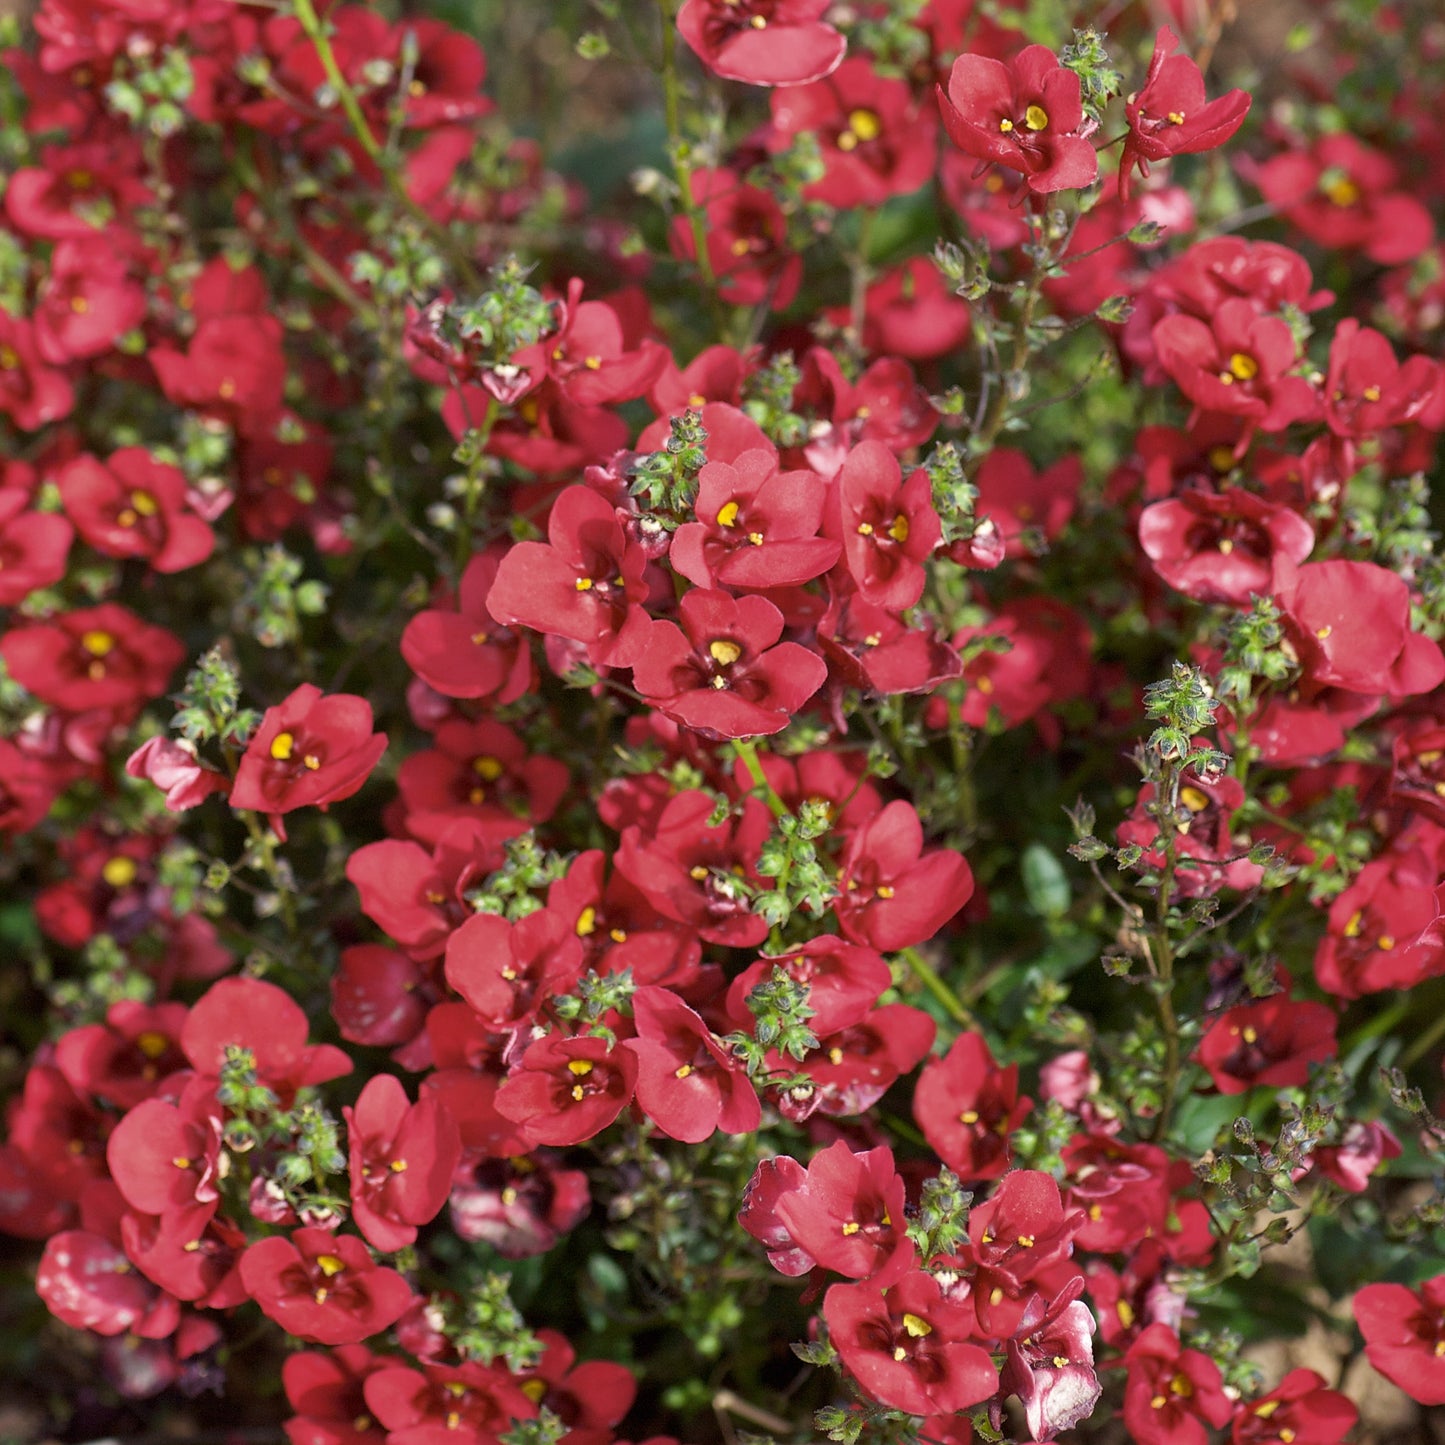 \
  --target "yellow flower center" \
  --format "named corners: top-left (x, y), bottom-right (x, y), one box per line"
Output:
top-left (81, 629), bottom-right (115, 657)
top-left (101, 855), bottom-right (139, 888)
top-left (709, 638), bottom-right (742, 666)
top-left (1024, 105), bottom-right (1049, 131)
top-left (270, 731), bottom-right (296, 761)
